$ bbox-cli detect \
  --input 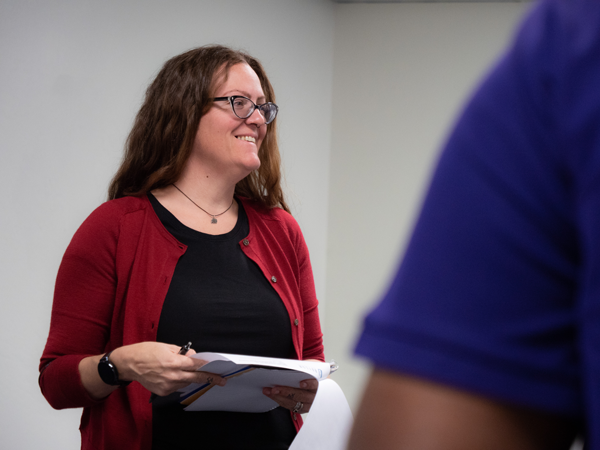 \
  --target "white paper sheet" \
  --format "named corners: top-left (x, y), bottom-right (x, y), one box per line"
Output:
top-left (190, 352), bottom-right (331, 380)
top-left (178, 353), bottom-right (332, 412)
top-left (183, 368), bottom-right (311, 412)
top-left (289, 379), bottom-right (354, 450)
